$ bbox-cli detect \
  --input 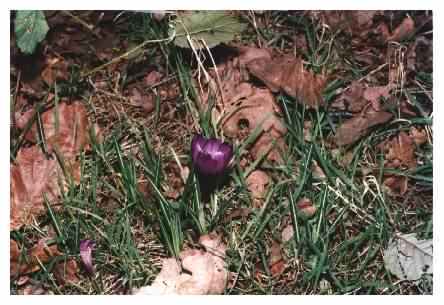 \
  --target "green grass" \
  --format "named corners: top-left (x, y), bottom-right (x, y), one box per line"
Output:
top-left (10, 11), bottom-right (432, 295)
